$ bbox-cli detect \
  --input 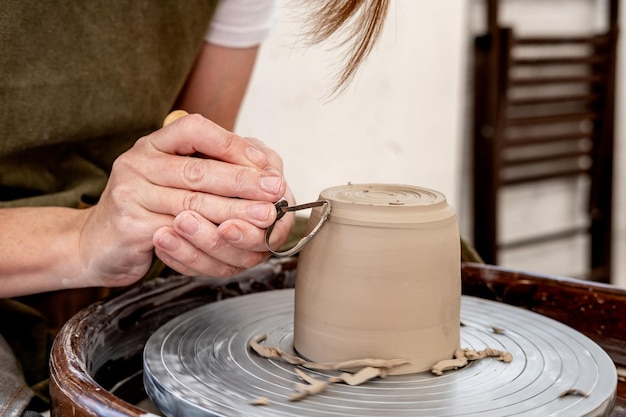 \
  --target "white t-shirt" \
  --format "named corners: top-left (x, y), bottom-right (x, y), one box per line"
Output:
top-left (205, 0), bottom-right (277, 48)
